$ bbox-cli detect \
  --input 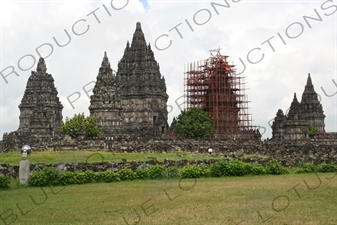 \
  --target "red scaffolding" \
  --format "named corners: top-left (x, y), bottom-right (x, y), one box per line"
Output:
top-left (184, 48), bottom-right (256, 137)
